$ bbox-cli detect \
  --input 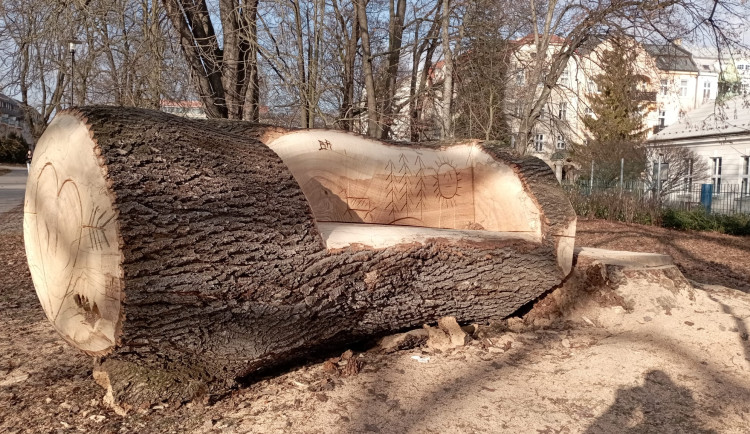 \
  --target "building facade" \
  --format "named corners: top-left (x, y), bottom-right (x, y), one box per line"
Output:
top-left (648, 96), bottom-right (750, 211)
top-left (0, 94), bottom-right (35, 144)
